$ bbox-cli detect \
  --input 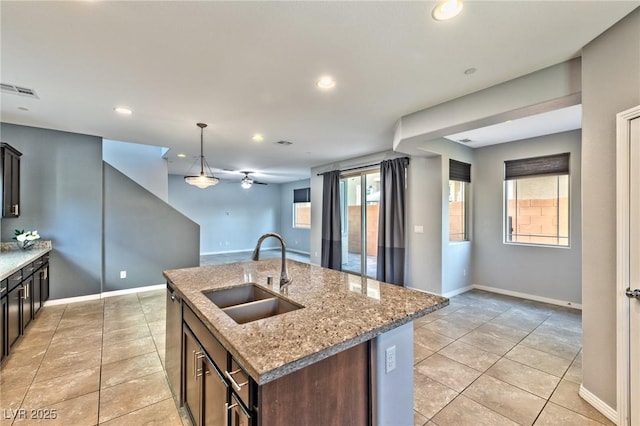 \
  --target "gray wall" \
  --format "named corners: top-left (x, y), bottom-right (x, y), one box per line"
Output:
top-left (473, 130), bottom-right (582, 304)
top-left (168, 174), bottom-right (282, 254)
top-left (0, 123), bottom-right (103, 299)
top-left (104, 164), bottom-right (200, 291)
top-left (279, 179), bottom-right (311, 254)
top-left (103, 139), bottom-right (169, 202)
top-left (581, 8), bottom-right (640, 409)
